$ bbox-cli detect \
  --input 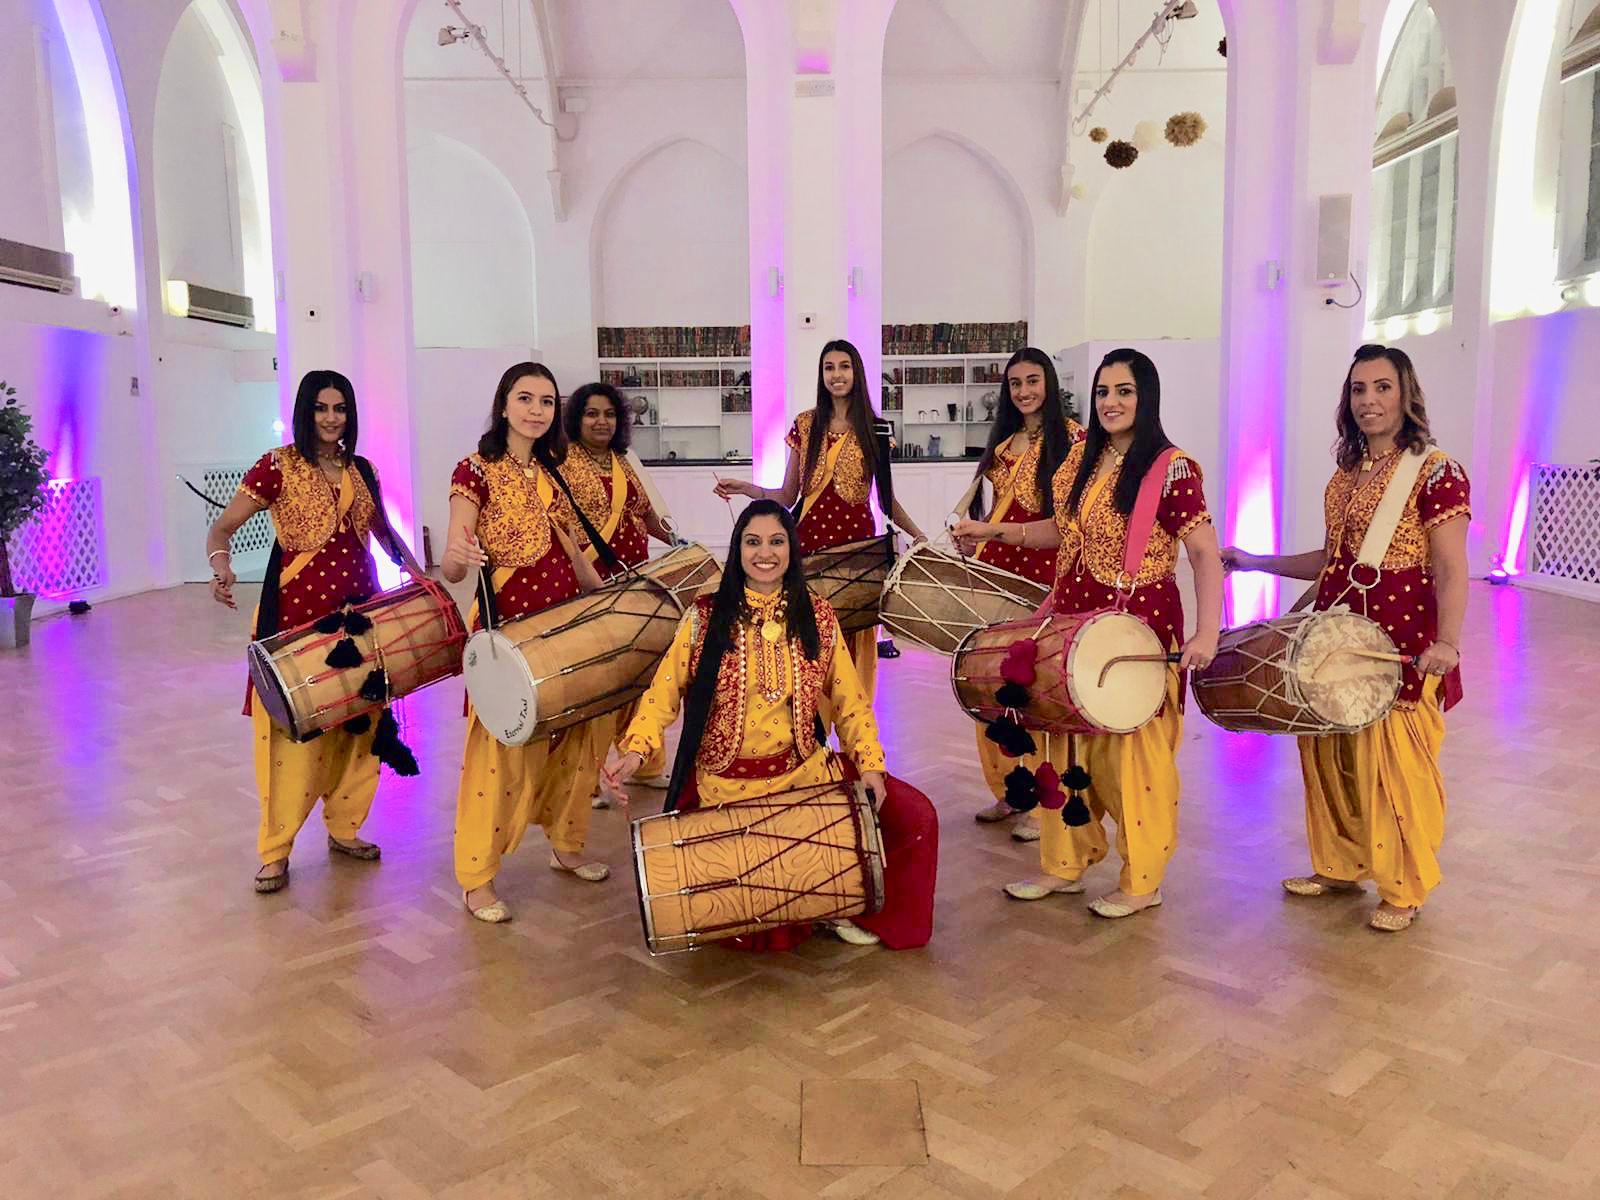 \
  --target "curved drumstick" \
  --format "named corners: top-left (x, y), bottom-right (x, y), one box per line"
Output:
top-left (1308, 646), bottom-right (1419, 682)
top-left (1096, 652), bottom-right (1183, 688)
